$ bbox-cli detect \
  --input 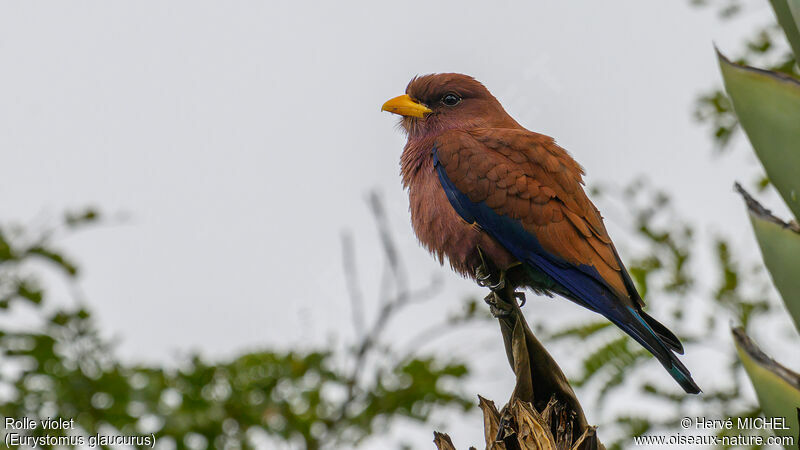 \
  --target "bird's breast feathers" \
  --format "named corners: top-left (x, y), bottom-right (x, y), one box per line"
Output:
top-left (403, 134), bottom-right (517, 277)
